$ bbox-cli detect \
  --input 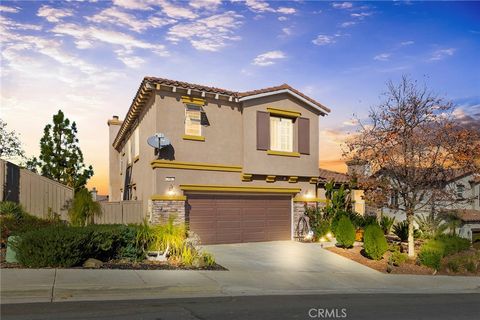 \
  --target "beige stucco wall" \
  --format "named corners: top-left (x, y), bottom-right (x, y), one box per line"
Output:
top-left (110, 87), bottom-right (323, 209)
top-left (242, 93), bottom-right (320, 177)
